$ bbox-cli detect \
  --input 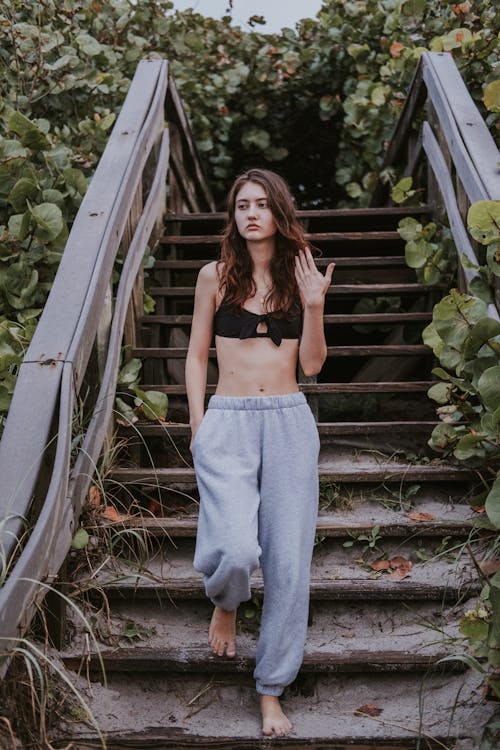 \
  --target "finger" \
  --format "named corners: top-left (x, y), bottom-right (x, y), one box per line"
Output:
top-left (295, 251), bottom-right (308, 276)
top-left (303, 245), bottom-right (316, 271)
top-left (325, 262), bottom-right (335, 284)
